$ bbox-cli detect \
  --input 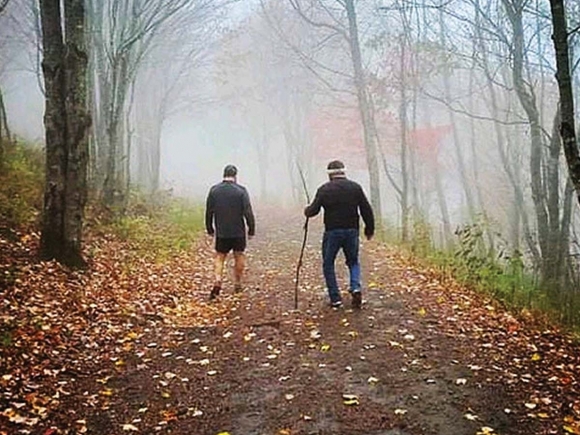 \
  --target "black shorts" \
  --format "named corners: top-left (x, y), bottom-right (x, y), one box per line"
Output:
top-left (215, 237), bottom-right (246, 254)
